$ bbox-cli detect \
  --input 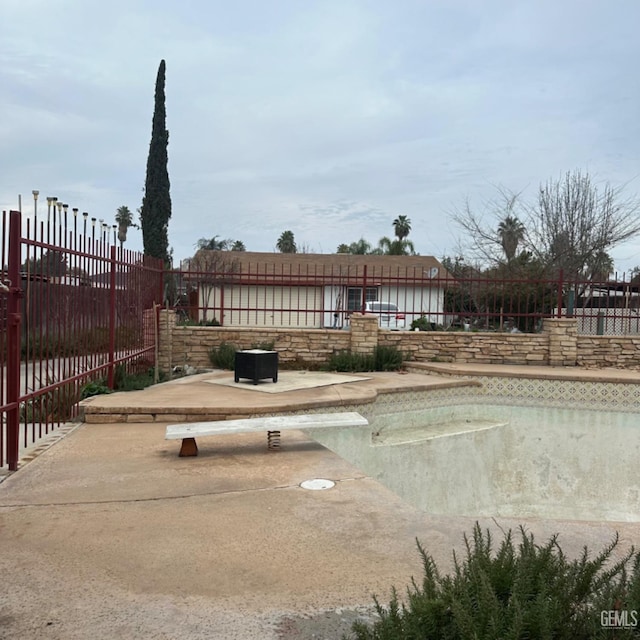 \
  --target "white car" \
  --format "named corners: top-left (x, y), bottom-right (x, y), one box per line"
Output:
top-left (364, 301), bottom-right (406, 330)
